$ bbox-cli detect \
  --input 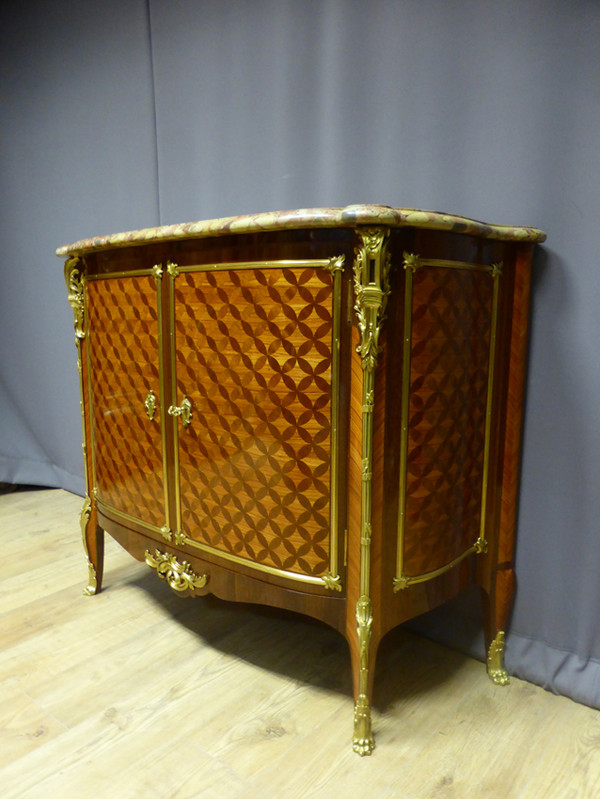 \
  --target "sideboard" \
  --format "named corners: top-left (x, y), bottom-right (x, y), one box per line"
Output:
top-left (58, 205), bottom-right (546, 754)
